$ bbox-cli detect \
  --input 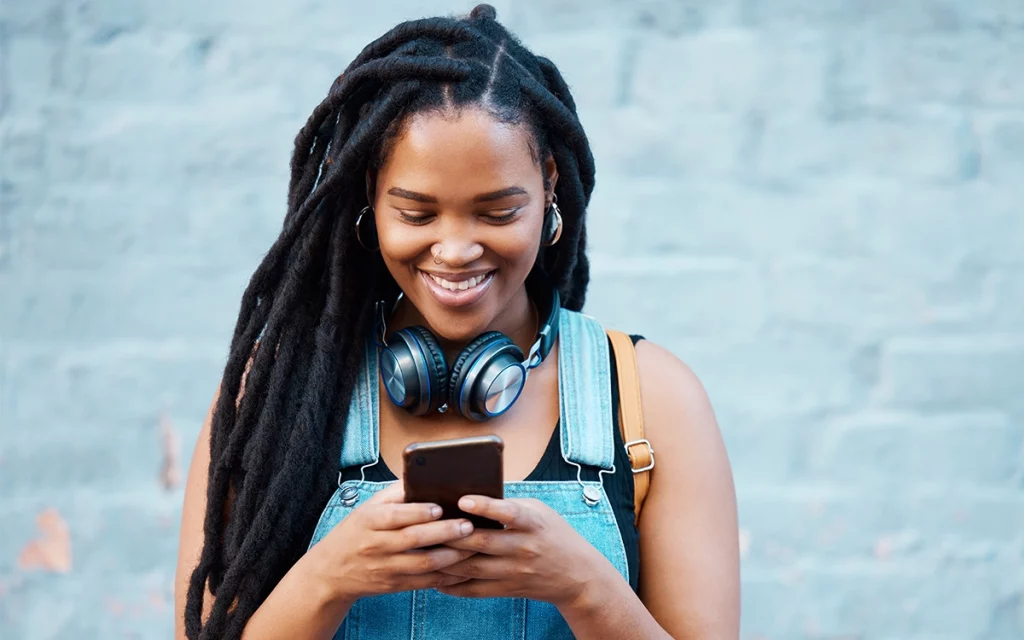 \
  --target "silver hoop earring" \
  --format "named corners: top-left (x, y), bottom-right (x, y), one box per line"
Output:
top-left (544, 201), bottom-right (563, 247)
top-left (355, 206), bottom-right (378, 251)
